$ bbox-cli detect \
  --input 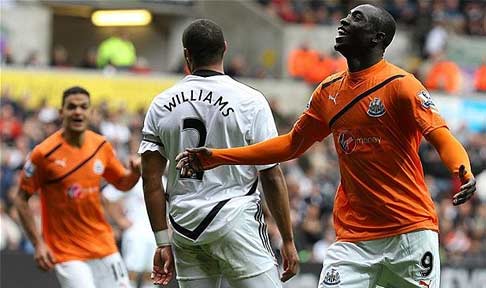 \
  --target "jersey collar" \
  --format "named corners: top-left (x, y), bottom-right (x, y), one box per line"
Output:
top-left (192, 70), bottom-right (224, 77)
